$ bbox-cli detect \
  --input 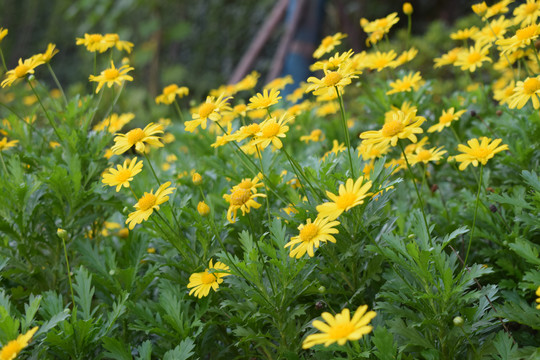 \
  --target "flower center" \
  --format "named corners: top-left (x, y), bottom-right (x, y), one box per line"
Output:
top-left (321, 37), bottom-right (333, 48)
top-left (328, 323), bottom-right (355, 340)
top-left (523, 77), bottom-right (540, 94)
top-left (89, 34), bottom-right (102, 43)
top-left (14, 64), bottom-right (30, 78)
top-left (138, 193), bottom-right (157, 211)
top-left (238, 180), bottom-right (254, 189)
top-left (116, 169), bottom-right (132, 183)
top-left (439, 113), bottom-right (454, 124)
top-left (104, 68), bottom-right (119, 80)
top-left (417, 150), bottom-right (432, 161)
top-left (516, 25), bottom-right (537, 40)
top-left (201, 271), bottom-right (216, 284)
top-left (467, 52), bottom-right (482, 64)
top-left (127, 128), bottom-right (145, 144)
top-left (382, 119), bottom-right (404, 137)
top-left (374, 58), bottom-right (389, 68)
top-left (199, 103), bottom-right (216, 118)
top-left (0, 340), bottom-right (23, 359)
top-left (262, 122), bottom-right (280, 137)
top-left (471, 147), bottom-right (490, 159)
top-left (163, 84), bottom-right (178, 95)
top-left (299, 223), bottom-right (319, 242)
top-left (231, 188), bottom-right (251, 206)
top-left (244, 123), bottom-right (260, 135)
top-left (336, 192), bottom-right (357, 210)
top-left (324, 71), bottom-right (342, 87)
